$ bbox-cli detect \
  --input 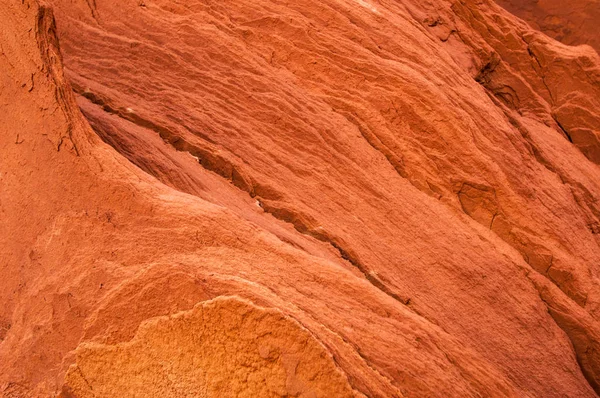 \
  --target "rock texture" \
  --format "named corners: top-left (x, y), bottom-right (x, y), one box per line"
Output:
top-left (61, 297), bottom-right (362, 397)
top-left (494, 0), bottom-right (600, 52)
top-left (1, 0), bottom-right (599, 397)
